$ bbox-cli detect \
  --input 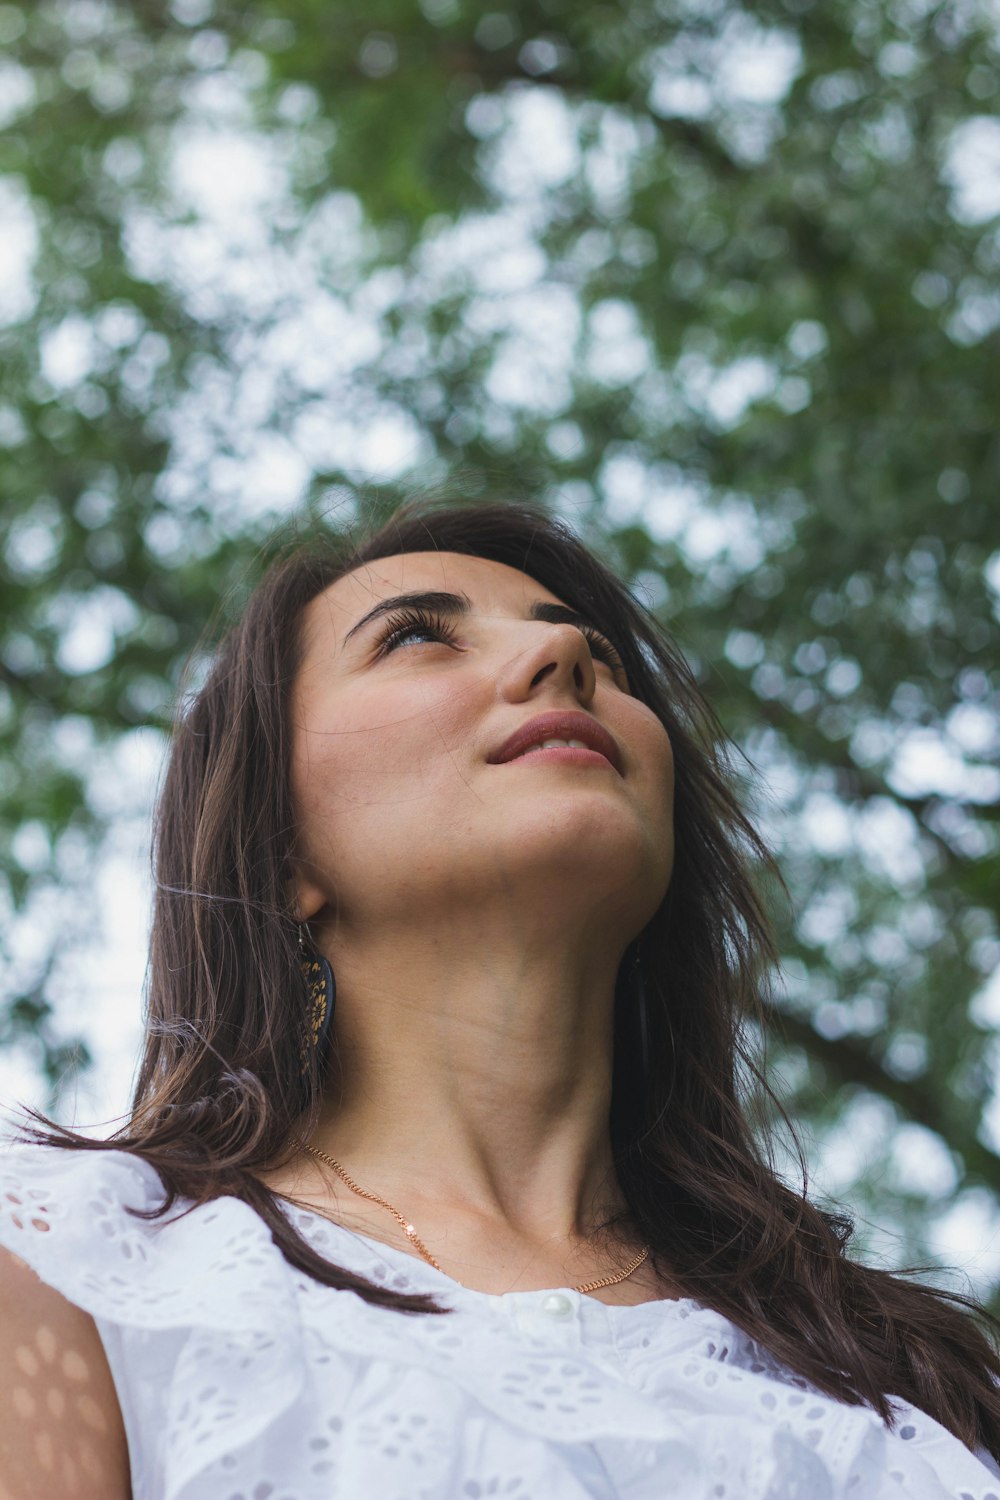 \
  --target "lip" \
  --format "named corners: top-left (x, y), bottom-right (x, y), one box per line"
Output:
top-left (487, 711), bottom-right (624, 776)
